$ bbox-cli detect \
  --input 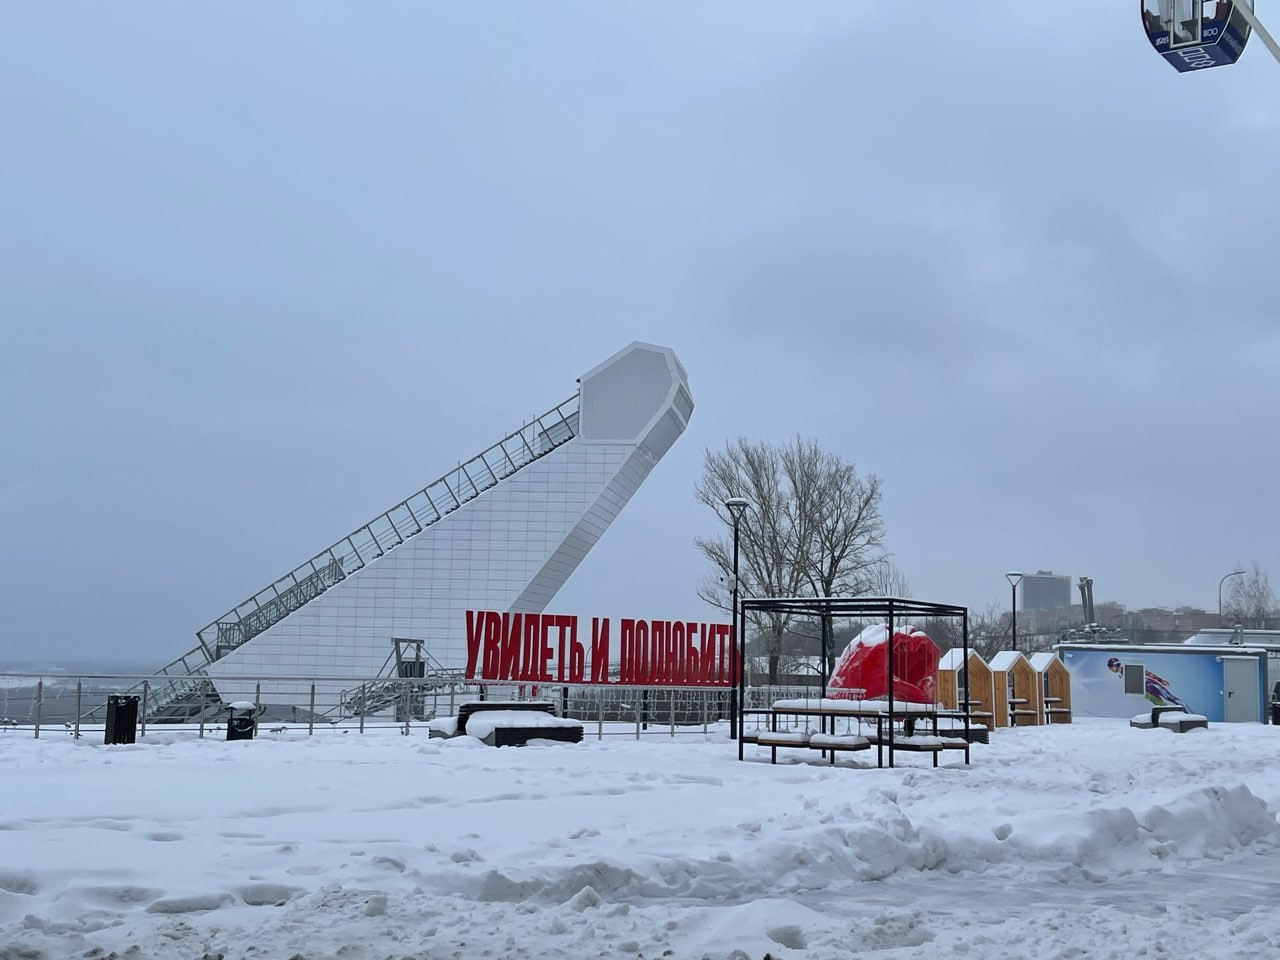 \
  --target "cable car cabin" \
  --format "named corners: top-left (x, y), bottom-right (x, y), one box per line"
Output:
top-left (1143, 0), bottom-right (1253, 70)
